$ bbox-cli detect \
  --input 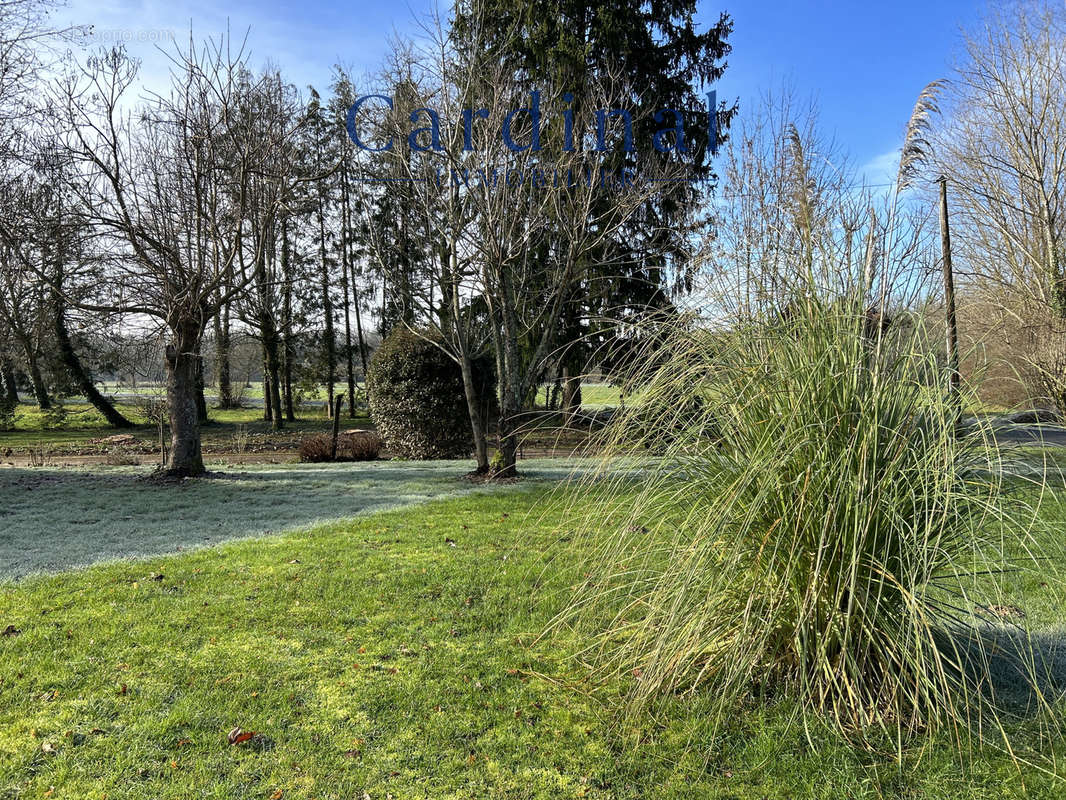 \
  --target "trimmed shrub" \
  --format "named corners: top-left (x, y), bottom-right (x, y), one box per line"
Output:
top-left (298, 431), bottom-right (383, 463)
top-left (366, 329), bottom-right (484, 459)
top-left (298, 434), bottom-right (333, 463)
top-left (342, 430), bottom-right (383, 461)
